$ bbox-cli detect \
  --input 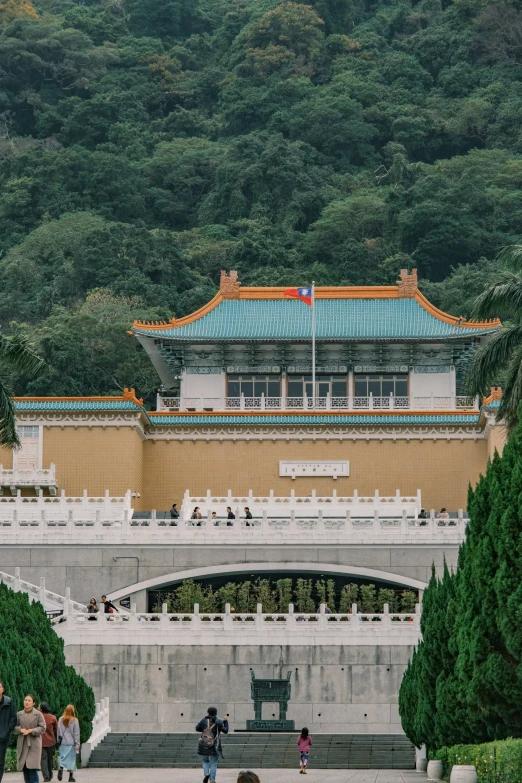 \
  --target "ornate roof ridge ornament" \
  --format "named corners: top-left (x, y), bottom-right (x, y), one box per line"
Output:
top-left (220, 269), bottom-right (241, 300)
top-left (397, 268), bottom-right (418, 298)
